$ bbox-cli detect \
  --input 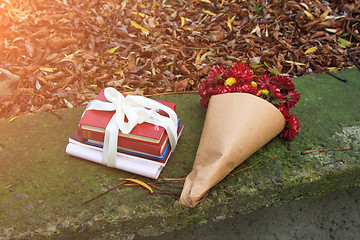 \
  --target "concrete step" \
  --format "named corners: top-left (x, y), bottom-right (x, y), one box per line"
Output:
top-left (0, 68), bottom-right (359, 239)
